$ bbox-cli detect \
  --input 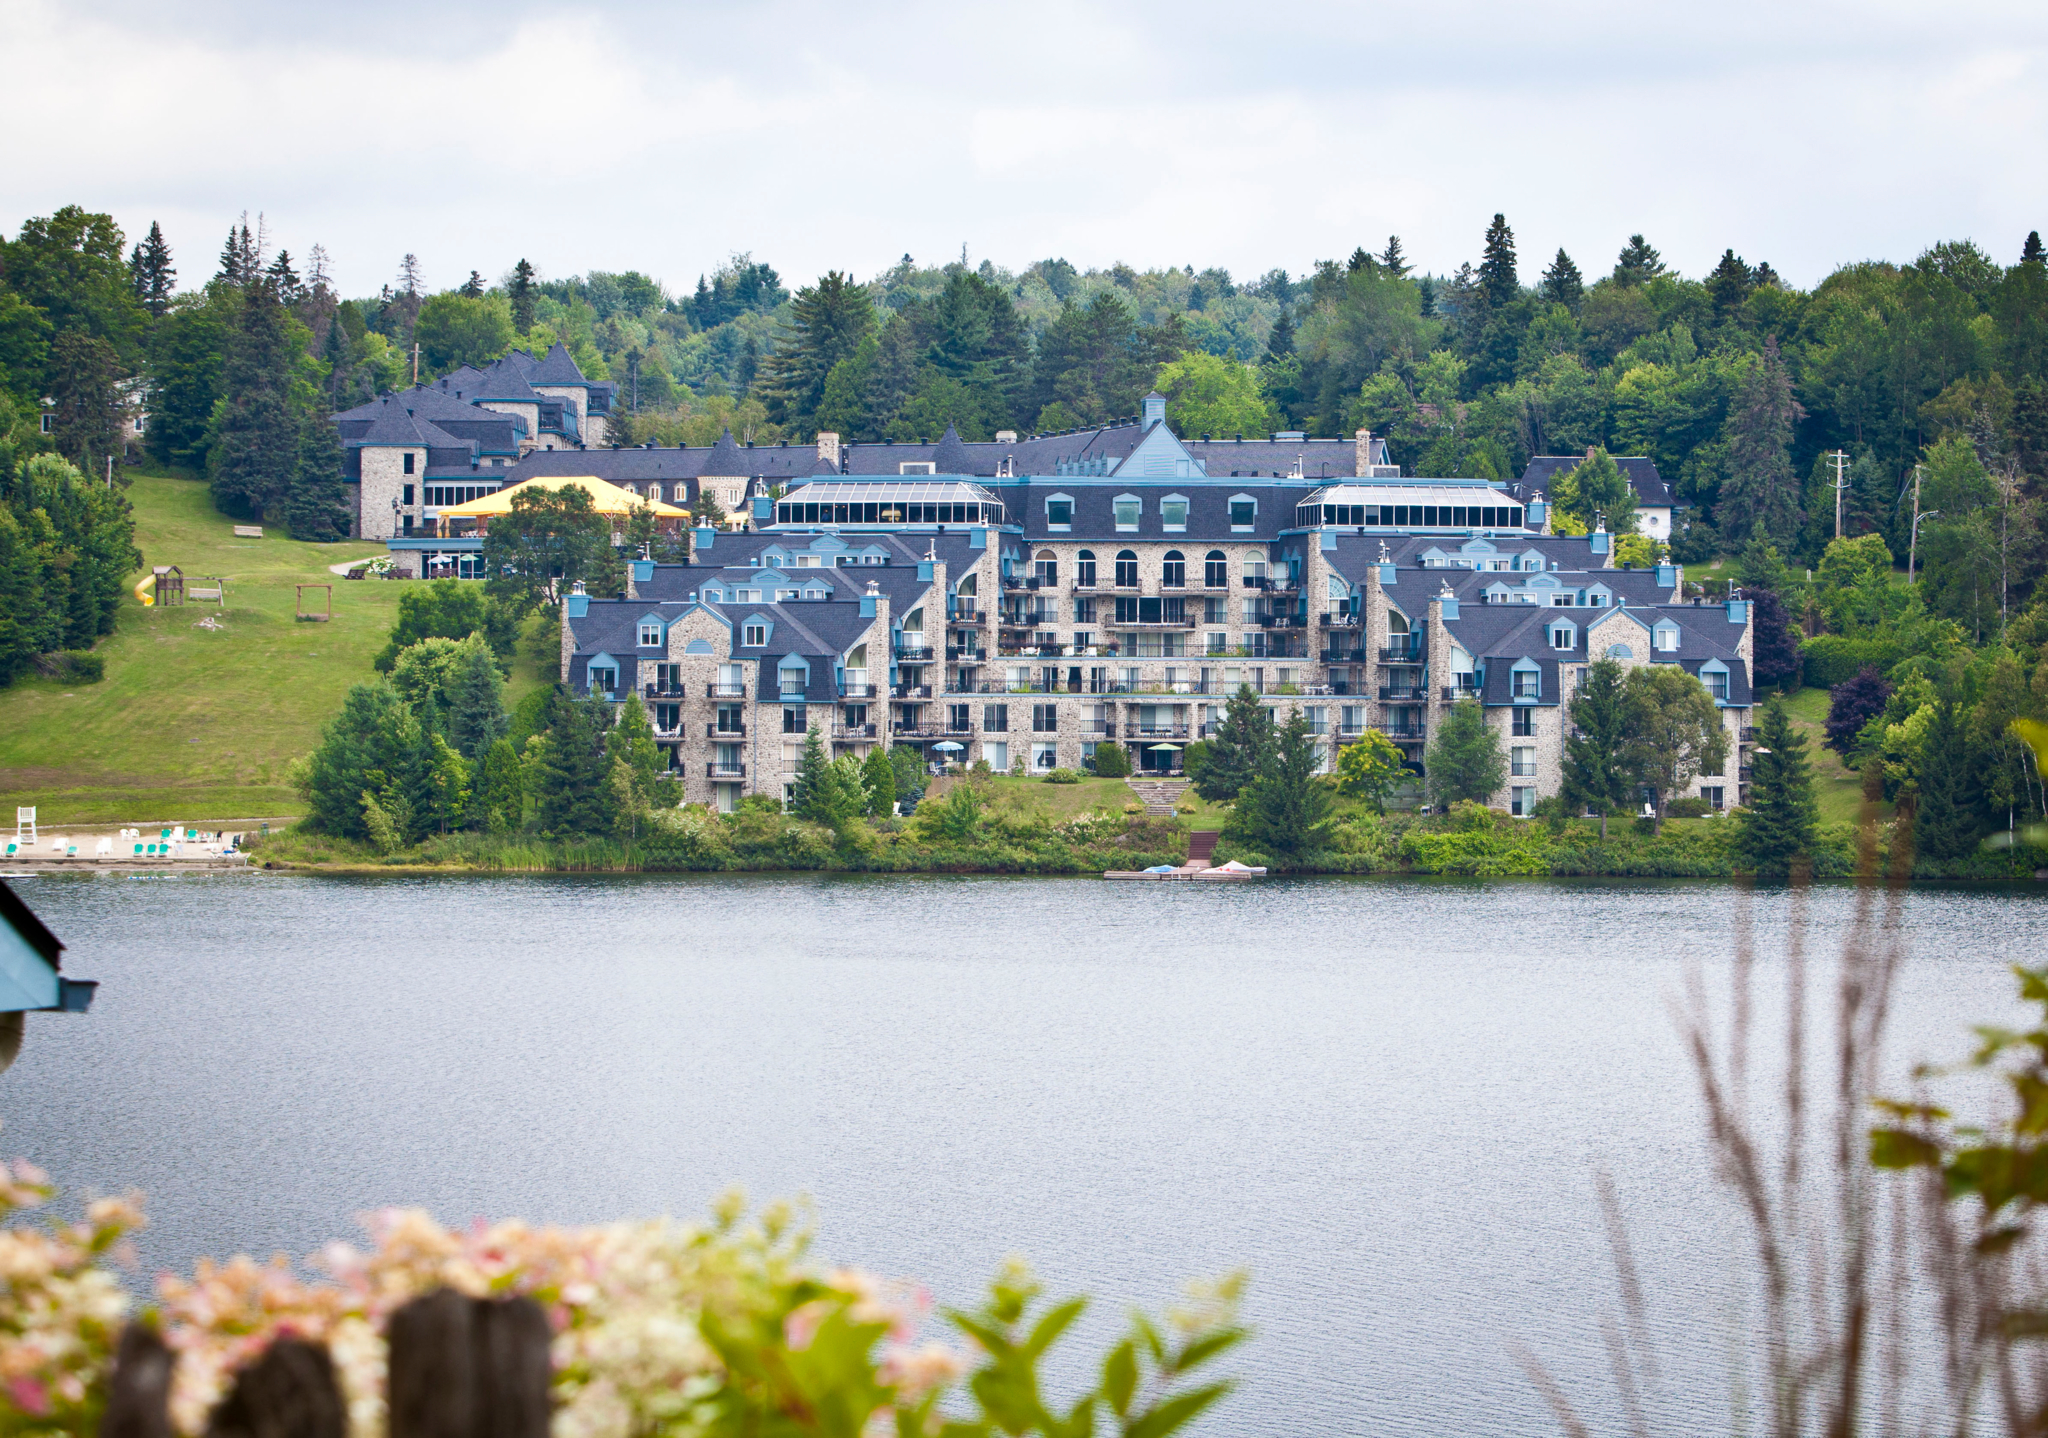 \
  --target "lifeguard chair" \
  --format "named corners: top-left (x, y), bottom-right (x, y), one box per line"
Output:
top-left (152, 566), bottom-right (184, 606)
